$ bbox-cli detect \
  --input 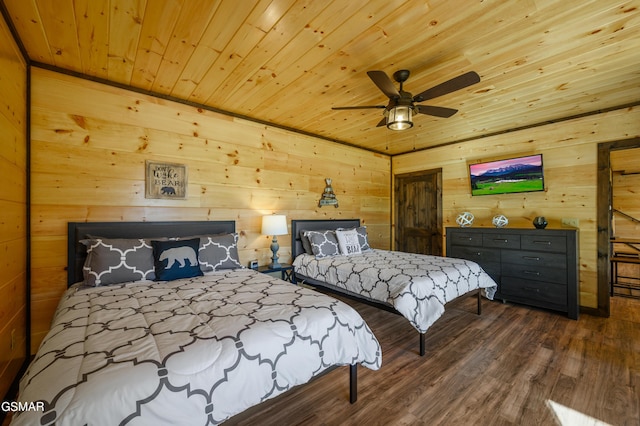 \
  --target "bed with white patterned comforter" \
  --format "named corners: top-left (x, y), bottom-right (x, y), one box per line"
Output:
top-left (293, 249), bottom-right (497, 334)
top-left (11, 270), bottom-right (381, 425)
